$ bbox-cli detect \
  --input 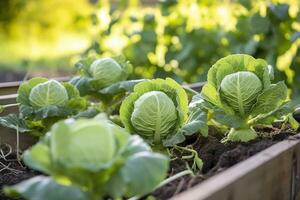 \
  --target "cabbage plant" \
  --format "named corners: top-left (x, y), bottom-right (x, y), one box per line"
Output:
top-left (70, 56), bottom-right (145, 114)
top-left (198, 54), bottom-right (296, 142)
top-left (70, 55), bottom-right (138, 95)
top-left (120, 78), bottom-right (192, 147)
top-left (4, 117), bottom-right (168, 200)
top-left (0, 77), bottom-right (87, 135)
